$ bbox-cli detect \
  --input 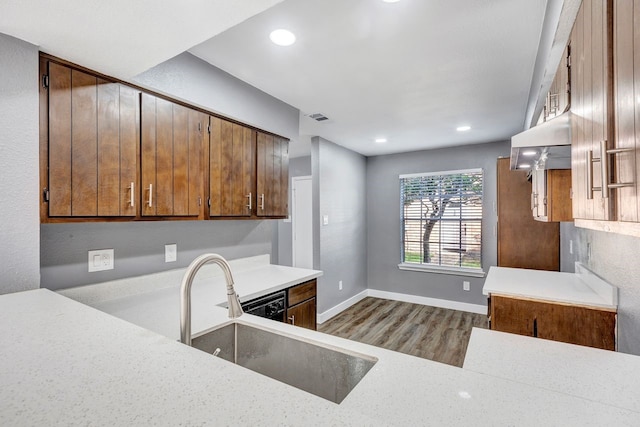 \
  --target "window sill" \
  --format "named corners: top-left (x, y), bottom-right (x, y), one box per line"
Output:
top-left (397, 263), bottom-right (485, 278)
